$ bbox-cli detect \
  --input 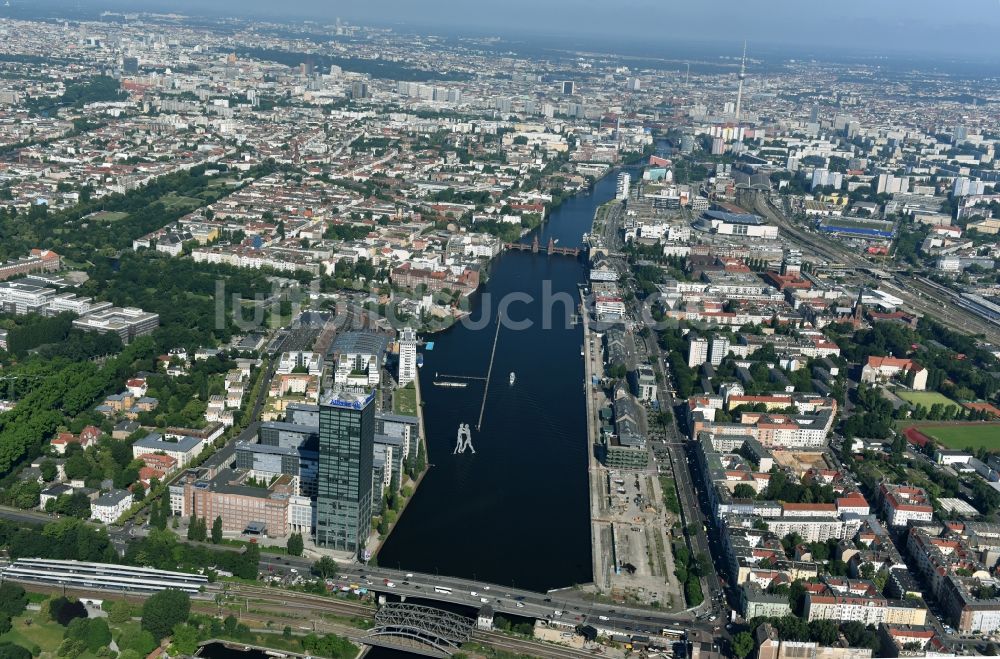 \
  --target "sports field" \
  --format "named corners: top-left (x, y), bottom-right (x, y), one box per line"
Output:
top-left (897, 391), bottom-right (960, 411)
top-left (905, 423), bottom-right (1000, 450)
